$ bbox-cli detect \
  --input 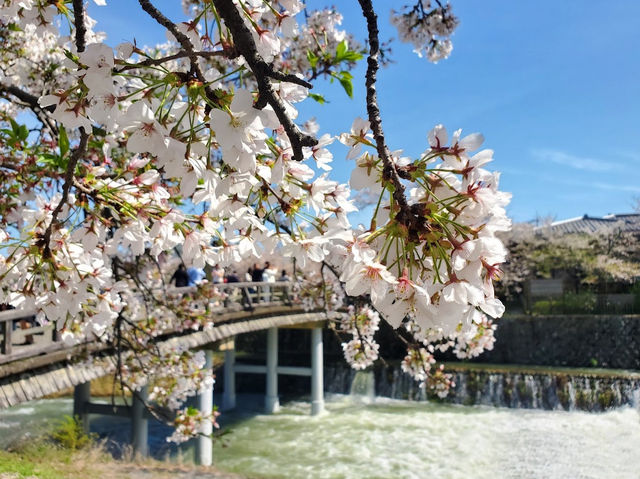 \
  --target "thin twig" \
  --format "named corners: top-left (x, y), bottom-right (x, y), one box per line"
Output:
top-left (116, 50), bottom-right (227, 72)
top-left (40, 130), bottom-right (88, 258)
top-left (138, 0), bottom-right (223, 112)
top-left (0, 82), bottom-right (58, 134)
top-left (357, 0), bottom-right (410, 216)
top-left (39, 1), bottom-right (90, 258)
